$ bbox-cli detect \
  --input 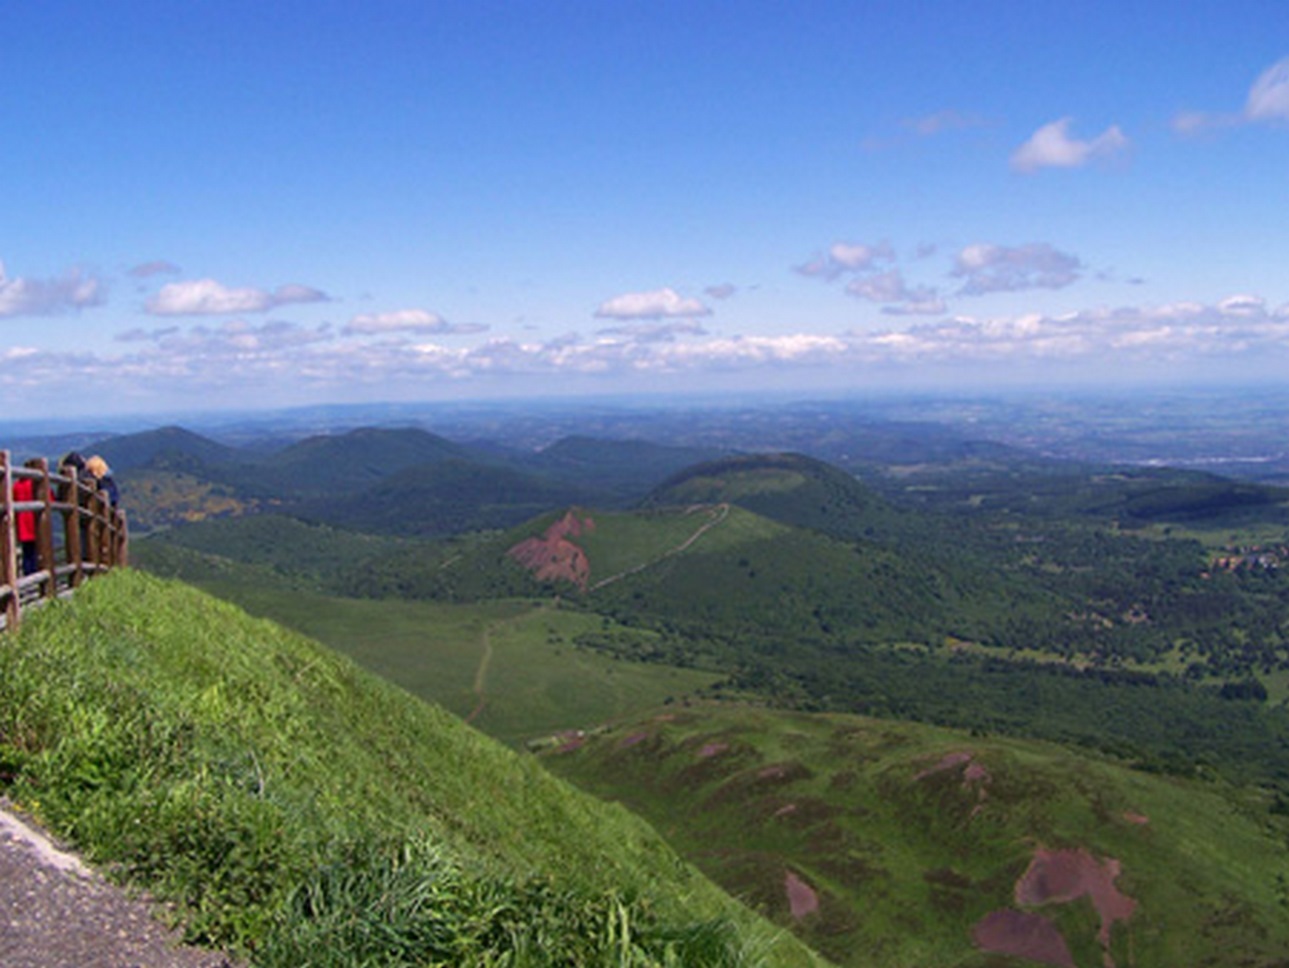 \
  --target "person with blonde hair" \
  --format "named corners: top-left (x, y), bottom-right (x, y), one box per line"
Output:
top-left (84, 455), bottom-right (120, 508)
